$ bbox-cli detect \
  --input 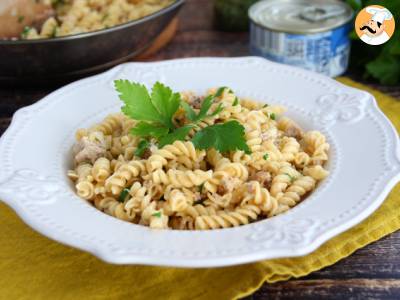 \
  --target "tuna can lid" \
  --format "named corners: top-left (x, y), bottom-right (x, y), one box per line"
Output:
top-left (249, 0), bottom-right (354, 34)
